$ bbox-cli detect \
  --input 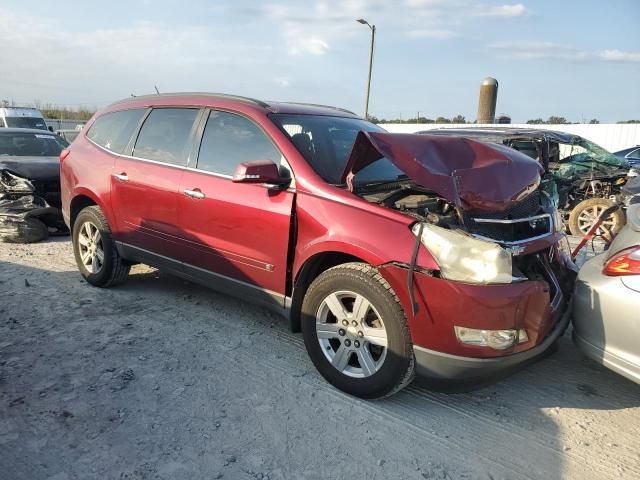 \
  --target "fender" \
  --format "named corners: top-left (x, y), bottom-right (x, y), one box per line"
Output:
top-left (69, 186), bottom-right (117, 233)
